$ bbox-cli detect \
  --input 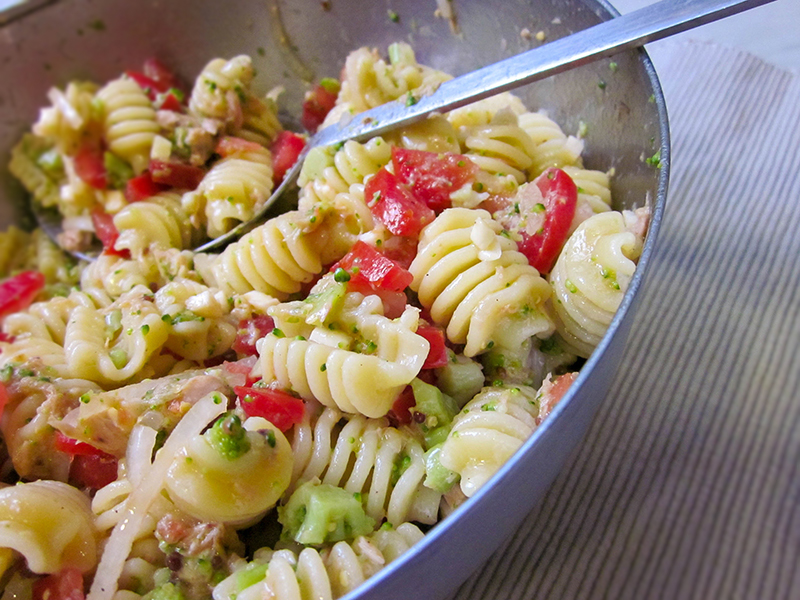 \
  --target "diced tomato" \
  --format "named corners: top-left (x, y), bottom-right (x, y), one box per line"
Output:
top-left (70, 453), bottom-right (118, 490)
top-left (216, 136), bottom-right (264, 158)
top-left (54, 431), bottom-right (107, 456)
top-left (0, 383), bottom-right (8, 420)
top-left (127, 59), bottom-right (181, 101)
top-left (0, 271), bottom-right (45, 320)
top-left (270, 131), bottom-right (306, 184)
top-left (387, 385), bottom-right (415, 427)
top-left (125, 70), bottom-right (163, 99)
top-left (91, 207), bottom-right (128, 258)
top-left (150, 159), bottom-right (205, 190)
top-left (235, 386), bottom-right (305, 432)
top-left (416, 325), bottom-right (449, 369)
top-left (125, 171), bottom-right (167, 203)
top-left (142, 58), bottom-right (182, 92)
top-left (365, 168), bottom-right (435, 237)
top-left (155, 91), bottom-right (184, 112)
top-left (232, 315), bottom-right (275, 357)
top-left (392, 147), bottom-right (479, 213)
top-left (332, 241), bottom-right (413, 293)
top-left (301, 80), bottom-right (340, 133)
top-left (516, 168), bottom-right (578, 274)
top-left (73, 146), bottom-right (108, 189)
top-left (32, 568), bottom-right (85, 600)
top-left (380, 235), bottom-right (418, 270)
top-left (536, 371), bottom-right (578, 425)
